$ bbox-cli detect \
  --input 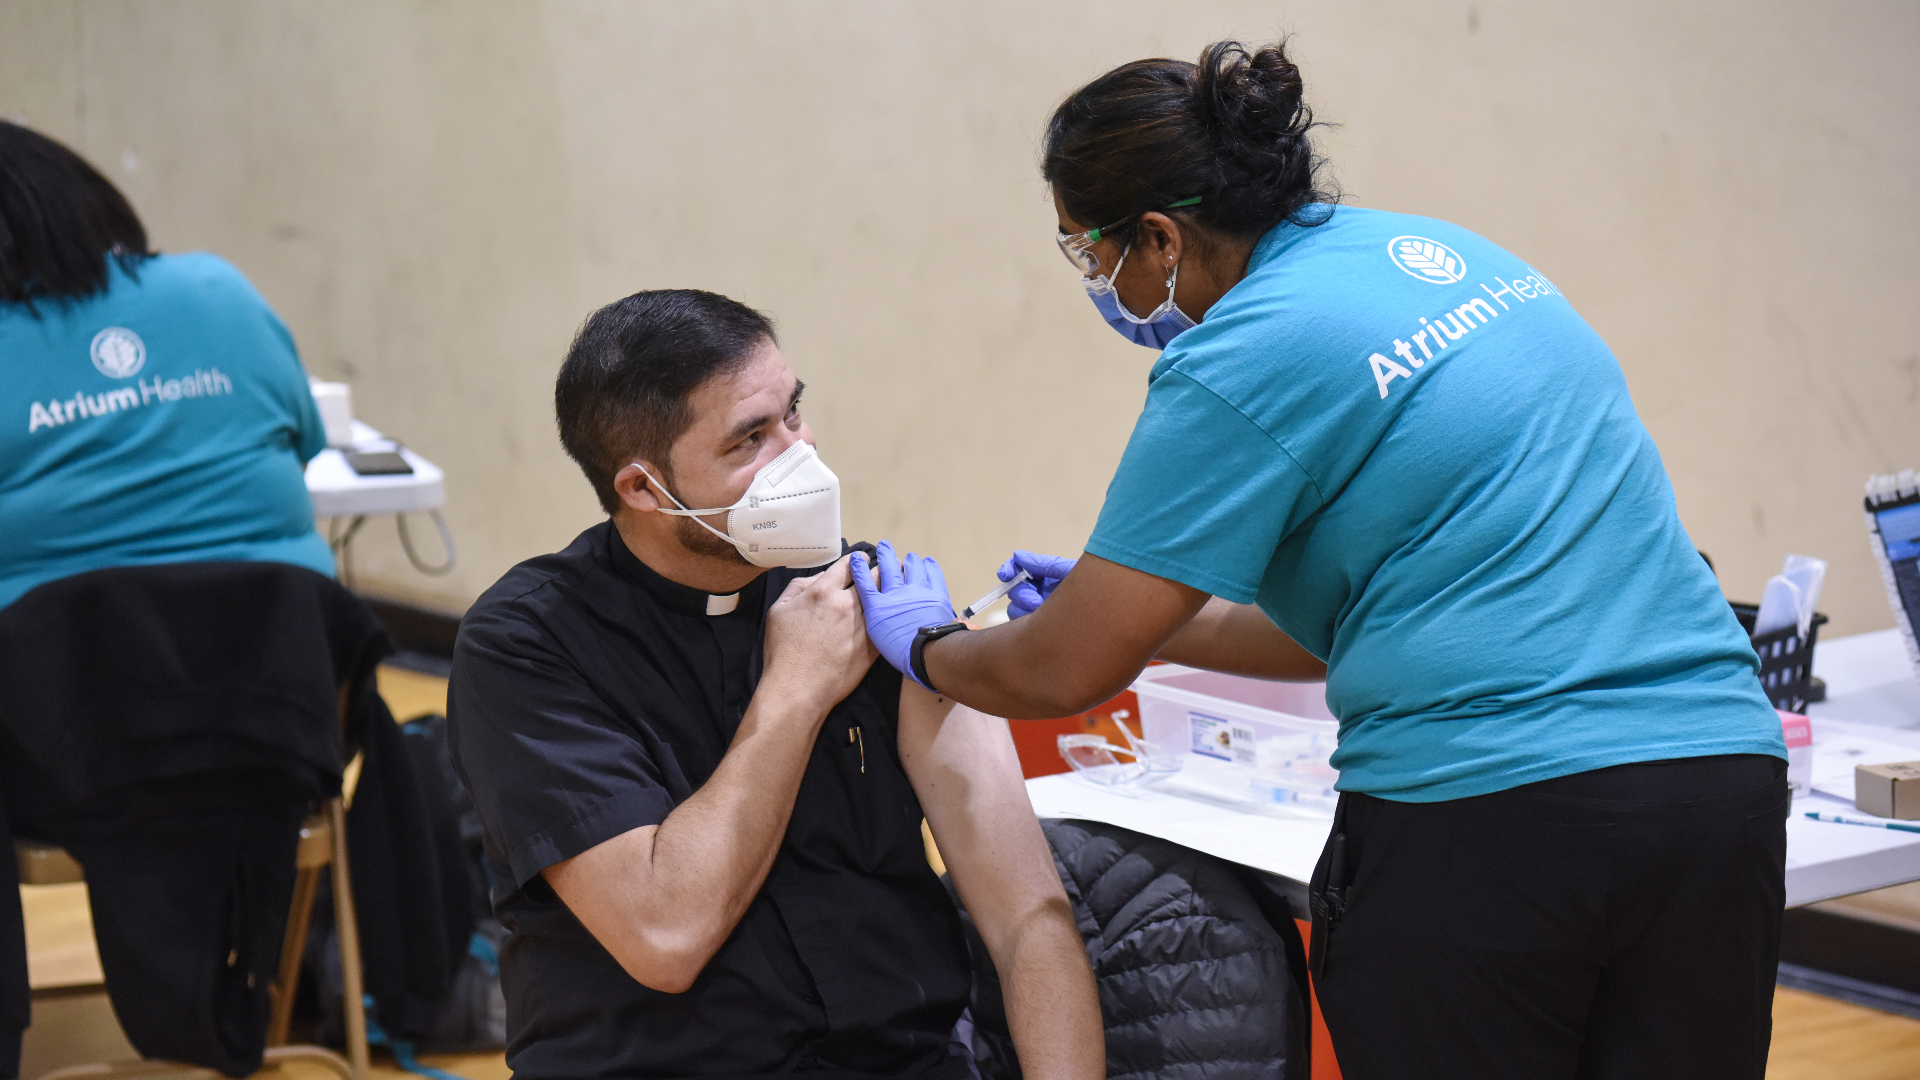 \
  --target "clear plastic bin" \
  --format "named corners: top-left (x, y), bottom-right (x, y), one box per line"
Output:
top-left (1132, 664), bottom-right (1341, 813)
